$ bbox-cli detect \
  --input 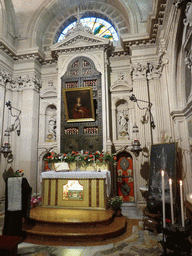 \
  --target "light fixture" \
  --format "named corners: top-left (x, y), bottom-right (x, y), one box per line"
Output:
top-left (0, 142), bottom-right (12, 158)
top-left (0, 101), bottom-right (21, 159)
top-left (131, 124), bottom-right (142, 157)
